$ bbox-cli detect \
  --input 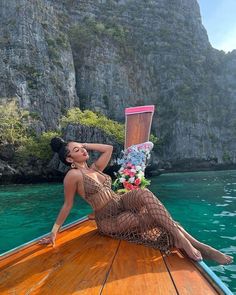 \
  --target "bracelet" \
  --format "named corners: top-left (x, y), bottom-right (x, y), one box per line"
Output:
top-left (51, 223), bottom-right (60, 234)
